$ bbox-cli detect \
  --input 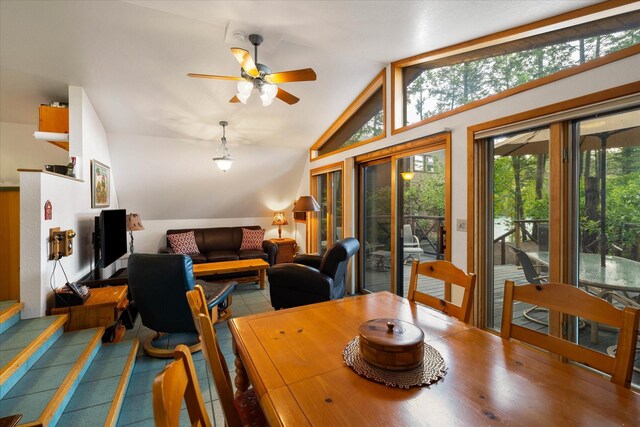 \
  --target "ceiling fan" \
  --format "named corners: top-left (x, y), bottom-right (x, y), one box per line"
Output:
top-left (188, 34), bottom-right (316, 106)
